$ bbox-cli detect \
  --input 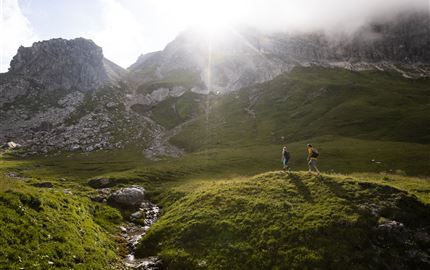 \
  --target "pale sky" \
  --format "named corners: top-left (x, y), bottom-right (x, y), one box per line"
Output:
top-left (0, 0), bottom-right (428, 72)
